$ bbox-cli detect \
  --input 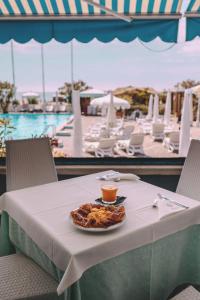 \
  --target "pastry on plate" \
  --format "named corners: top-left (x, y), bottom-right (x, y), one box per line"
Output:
top-left (71, 203), bottom-right (125, 228)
